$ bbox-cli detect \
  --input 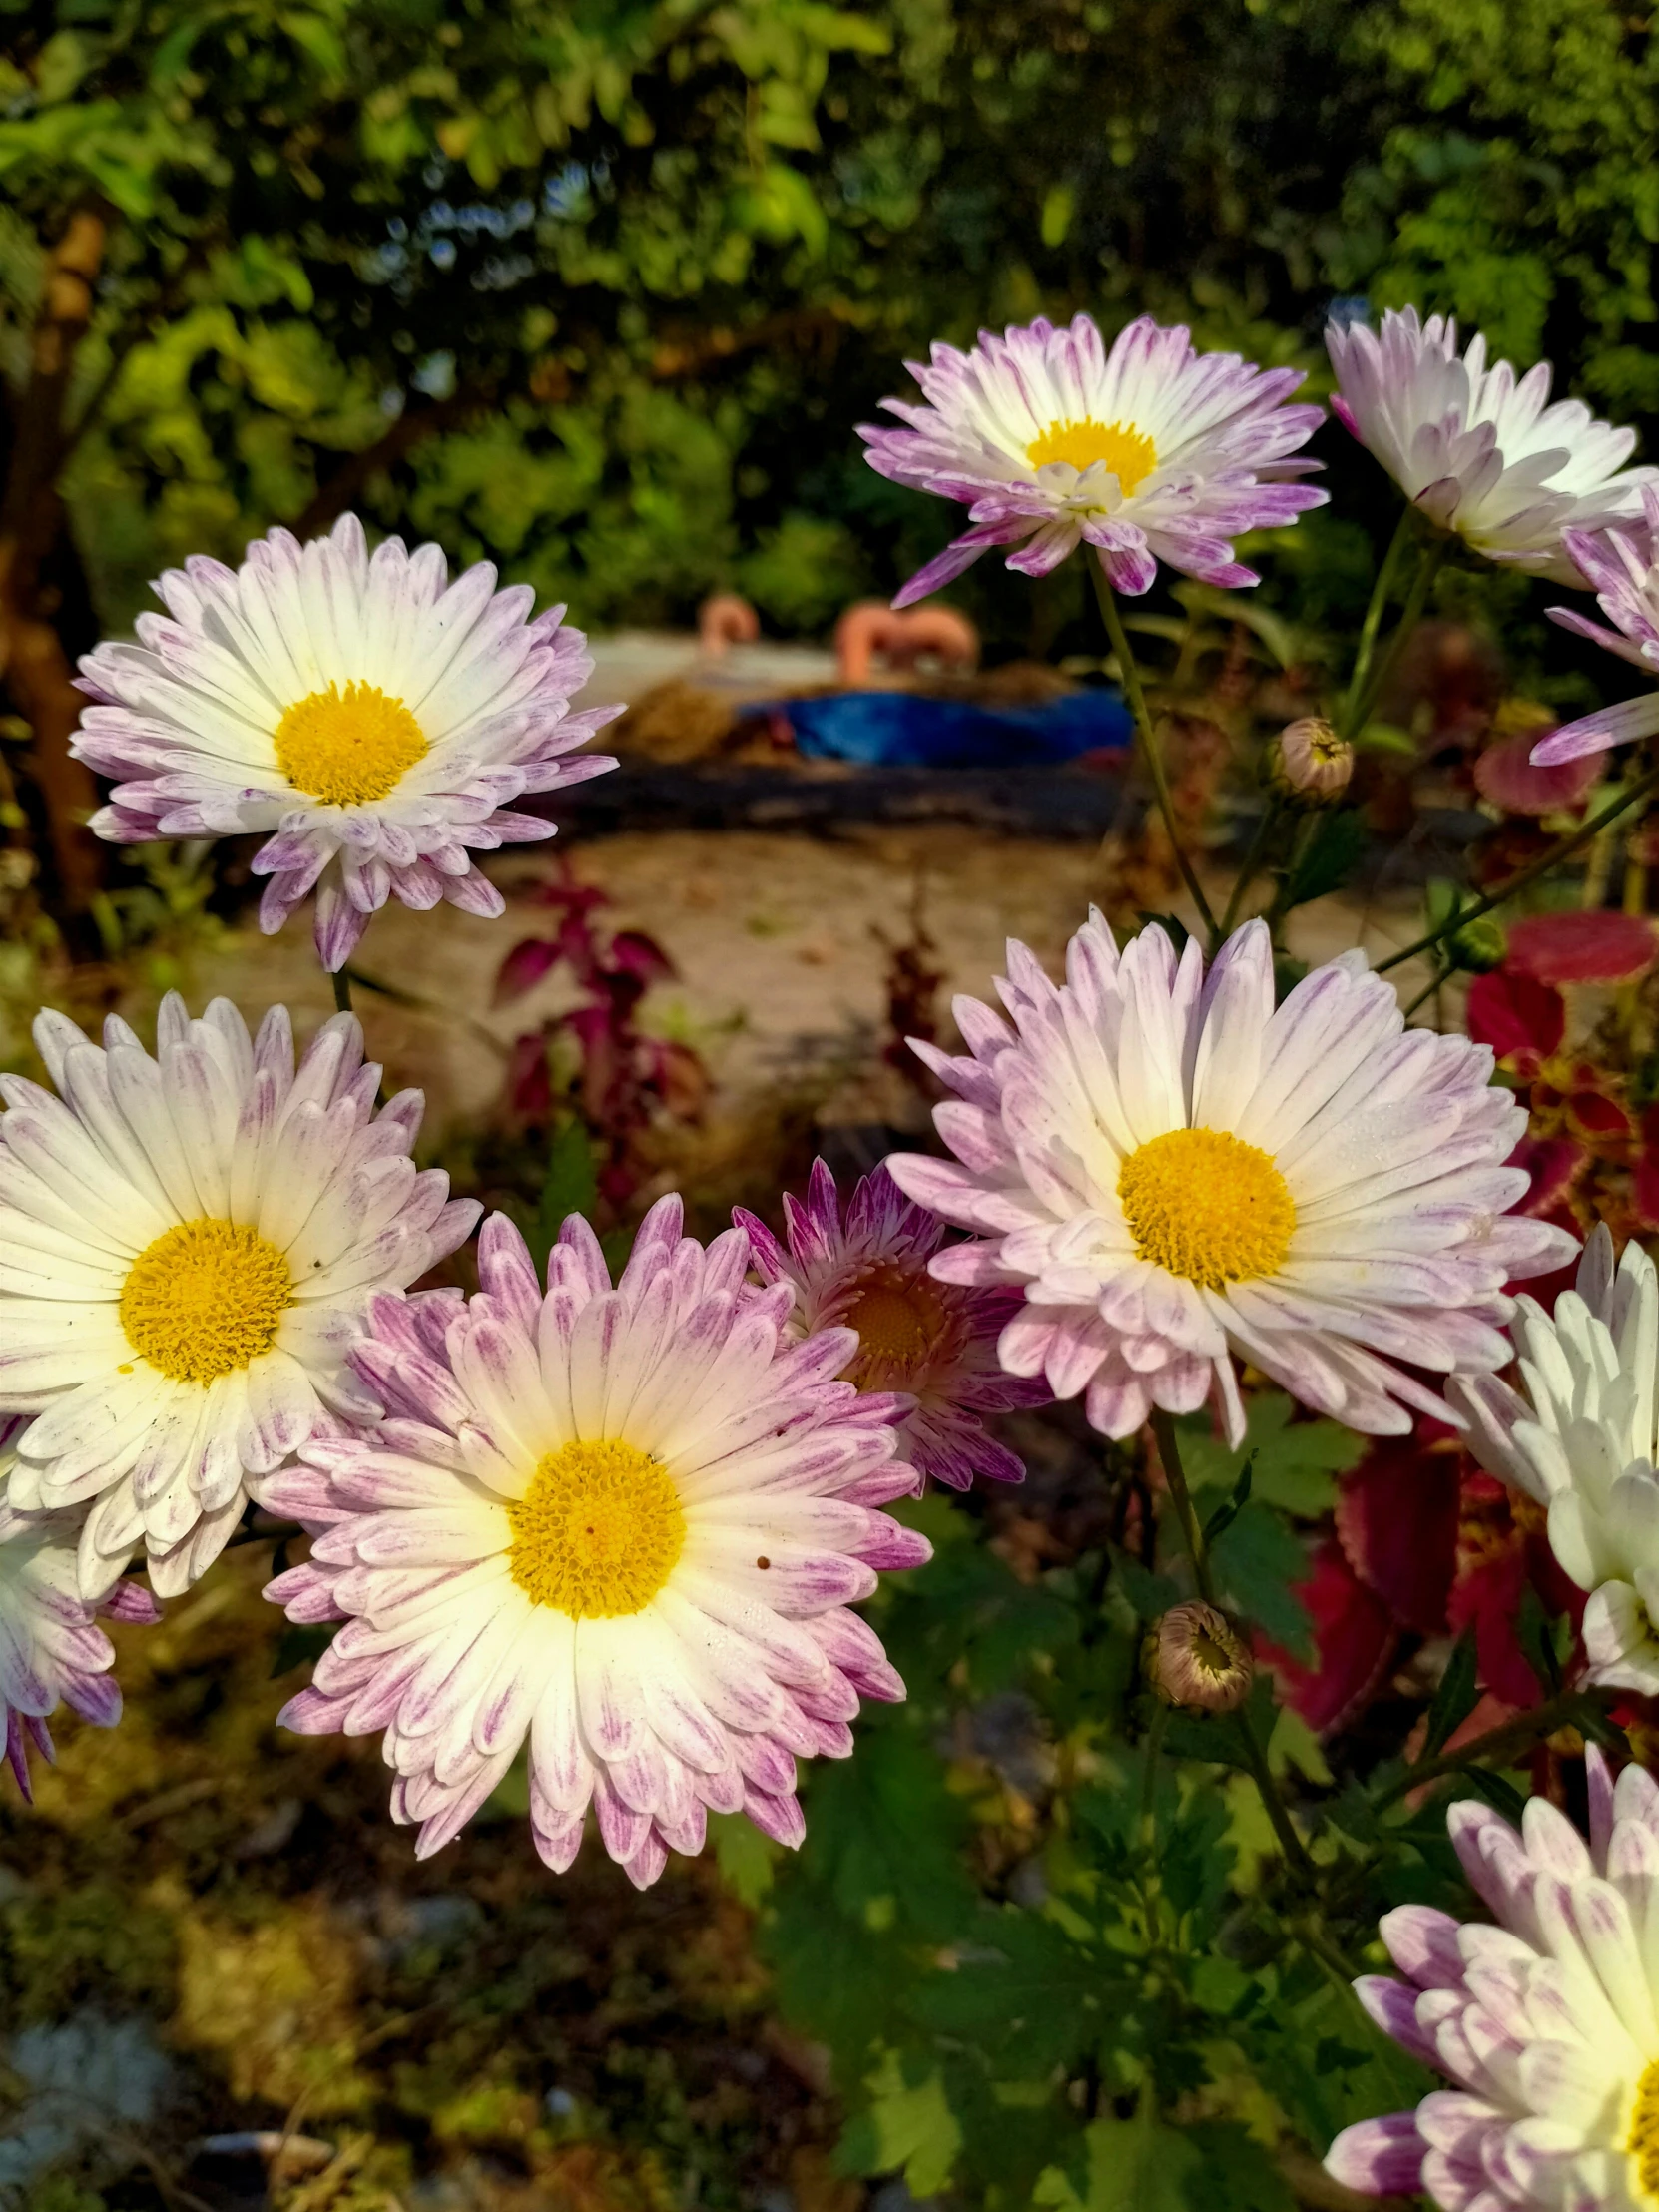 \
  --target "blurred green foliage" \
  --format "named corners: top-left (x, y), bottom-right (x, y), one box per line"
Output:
top-left (5, 0), bottom-right (1656, 662)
